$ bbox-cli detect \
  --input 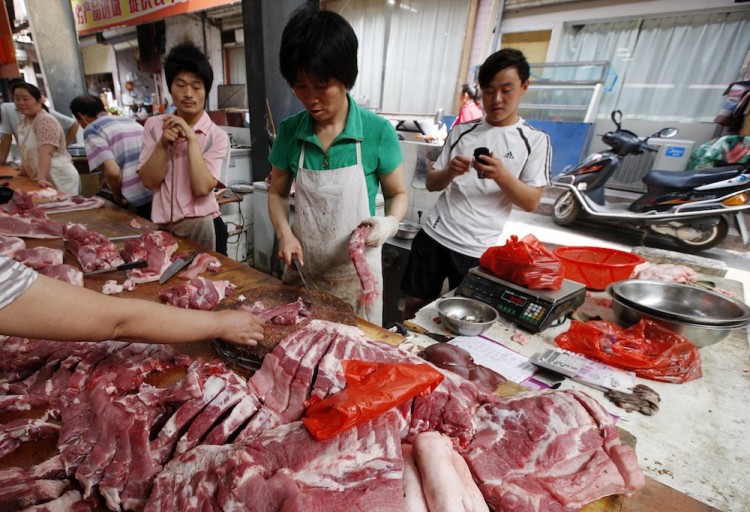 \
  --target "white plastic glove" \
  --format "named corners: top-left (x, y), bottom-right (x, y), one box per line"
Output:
top-left (361, 215), bottom-right (399, 247)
